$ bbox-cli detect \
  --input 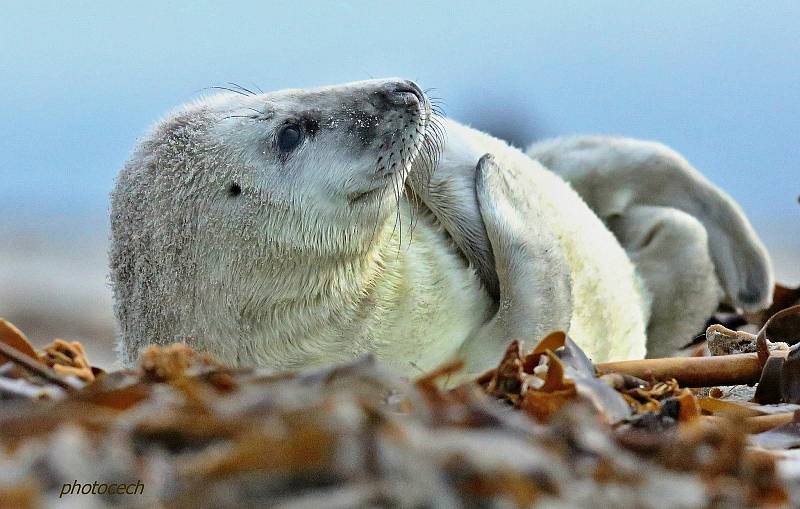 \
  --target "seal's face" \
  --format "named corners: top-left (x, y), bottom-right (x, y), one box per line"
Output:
top-left (206, 78), bottom-right (437, 236)
top-left (111, 78), bottom-right (444, 365)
